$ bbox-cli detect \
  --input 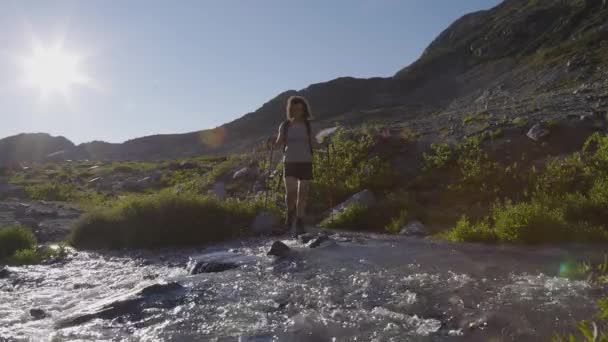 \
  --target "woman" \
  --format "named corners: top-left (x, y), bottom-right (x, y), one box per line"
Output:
top-left (275, 96), bottom-right (314, 236)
